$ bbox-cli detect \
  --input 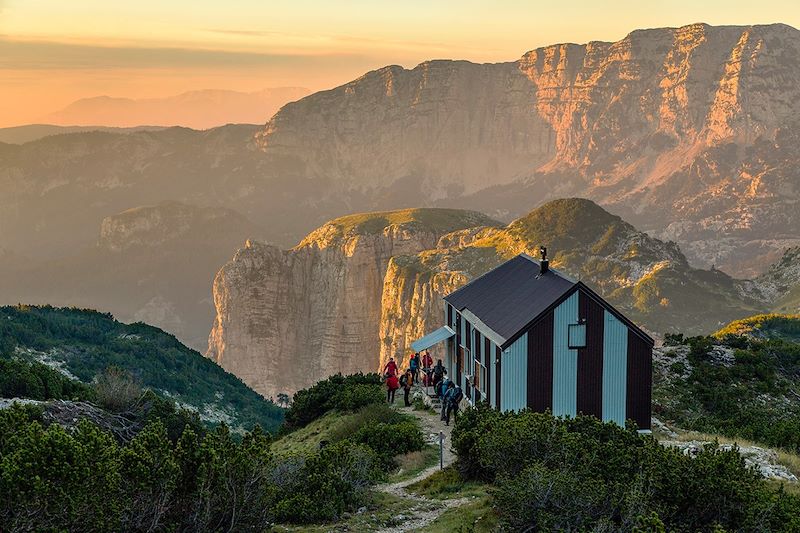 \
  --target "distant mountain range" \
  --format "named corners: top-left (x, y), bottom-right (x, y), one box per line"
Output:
top-left (2, 23), bottom-right (799, 279)
top-left (42, 87), bottom-right (310, 129)
top-left (0, 202), bottom-right (264, 351)
top-left (0, 124), bottom-right (166, 145)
